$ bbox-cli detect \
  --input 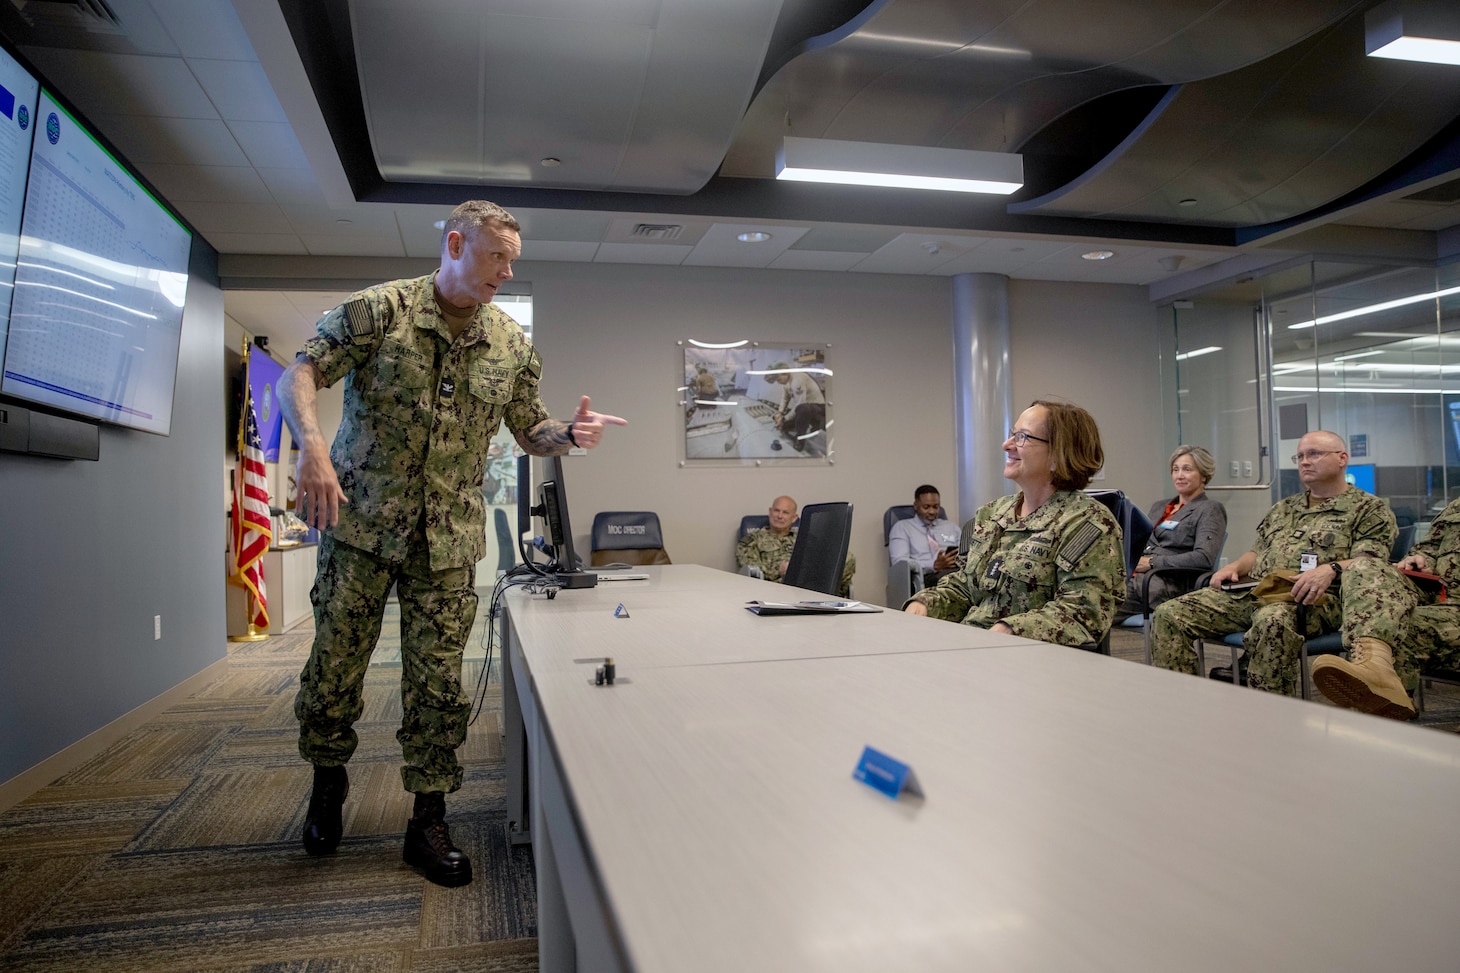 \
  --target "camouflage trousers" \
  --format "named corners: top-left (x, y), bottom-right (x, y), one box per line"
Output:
top-left (1151, 557), bottom-right (1410, 696)
top-left (295, 531), bottom-right (477, 794)
top-left (1373, 566), bottom-right (1460, 690)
